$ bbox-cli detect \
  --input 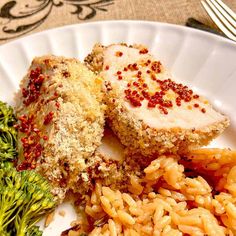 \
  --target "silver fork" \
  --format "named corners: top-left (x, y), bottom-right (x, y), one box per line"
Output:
top-left (201, 0), bottom-right (236, 41)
